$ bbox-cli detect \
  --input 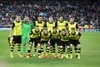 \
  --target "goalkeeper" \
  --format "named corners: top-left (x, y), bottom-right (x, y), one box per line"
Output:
top-left (22, 16), bottom-right (34, 57)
